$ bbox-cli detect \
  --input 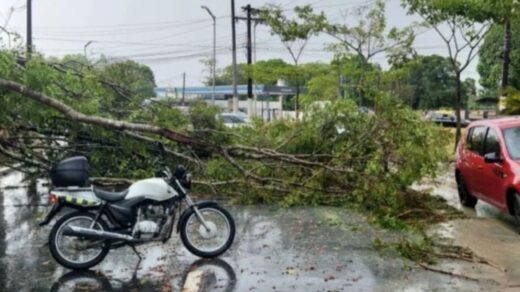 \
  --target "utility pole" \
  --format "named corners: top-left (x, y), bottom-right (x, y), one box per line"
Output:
top-left (182, 72), bottom-right (186, 106)
top-left (26, 0), bottom-right (32, 56)
top-left (253, 21), bottom-right (259, 118)
top-left (244, 5), bottom-right (253, 117)
top-left (230, 0), bottom-right (239, 112)
top-left (201, 6), bottom-right (216, 105)
top-left (244, 5), bottom-right (253, 100)
top-left (237, 5), bottom-right (263, 117)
